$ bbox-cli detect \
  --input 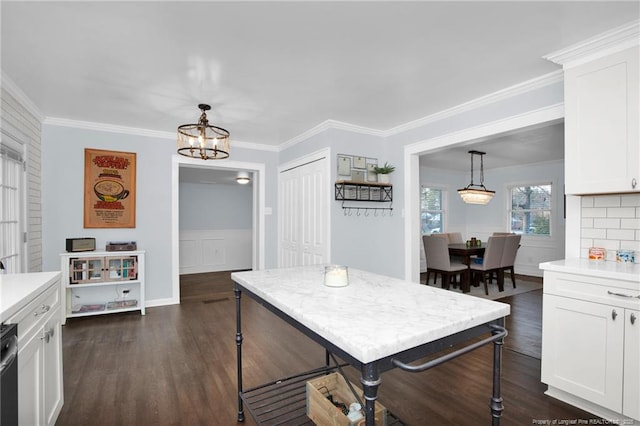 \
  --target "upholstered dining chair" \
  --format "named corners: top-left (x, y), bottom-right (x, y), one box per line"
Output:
top-left (423, 235), bottom-right (469, 291)
top-left (469, 236), bottom-right (506, 295)
top-left (425, 233), bottom-right (450, 284)
top-left (499, 234), bottom-right (521, 288)
top-left (447, 232), bottom-right (464, 244)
